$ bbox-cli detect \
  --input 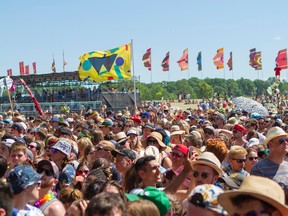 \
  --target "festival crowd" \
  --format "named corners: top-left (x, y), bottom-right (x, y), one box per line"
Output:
top-left (0, 101), bottom-right (288, 216)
